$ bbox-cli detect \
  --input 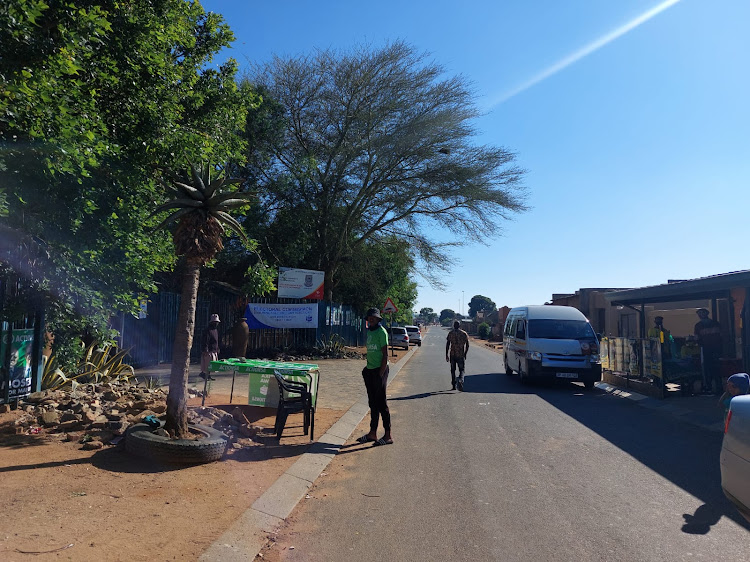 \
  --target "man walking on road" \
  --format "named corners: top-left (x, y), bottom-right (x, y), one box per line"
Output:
top-left (357, 308), bottom-right (393, 446)
top-left (446, 320), bottom-right (470, 391)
